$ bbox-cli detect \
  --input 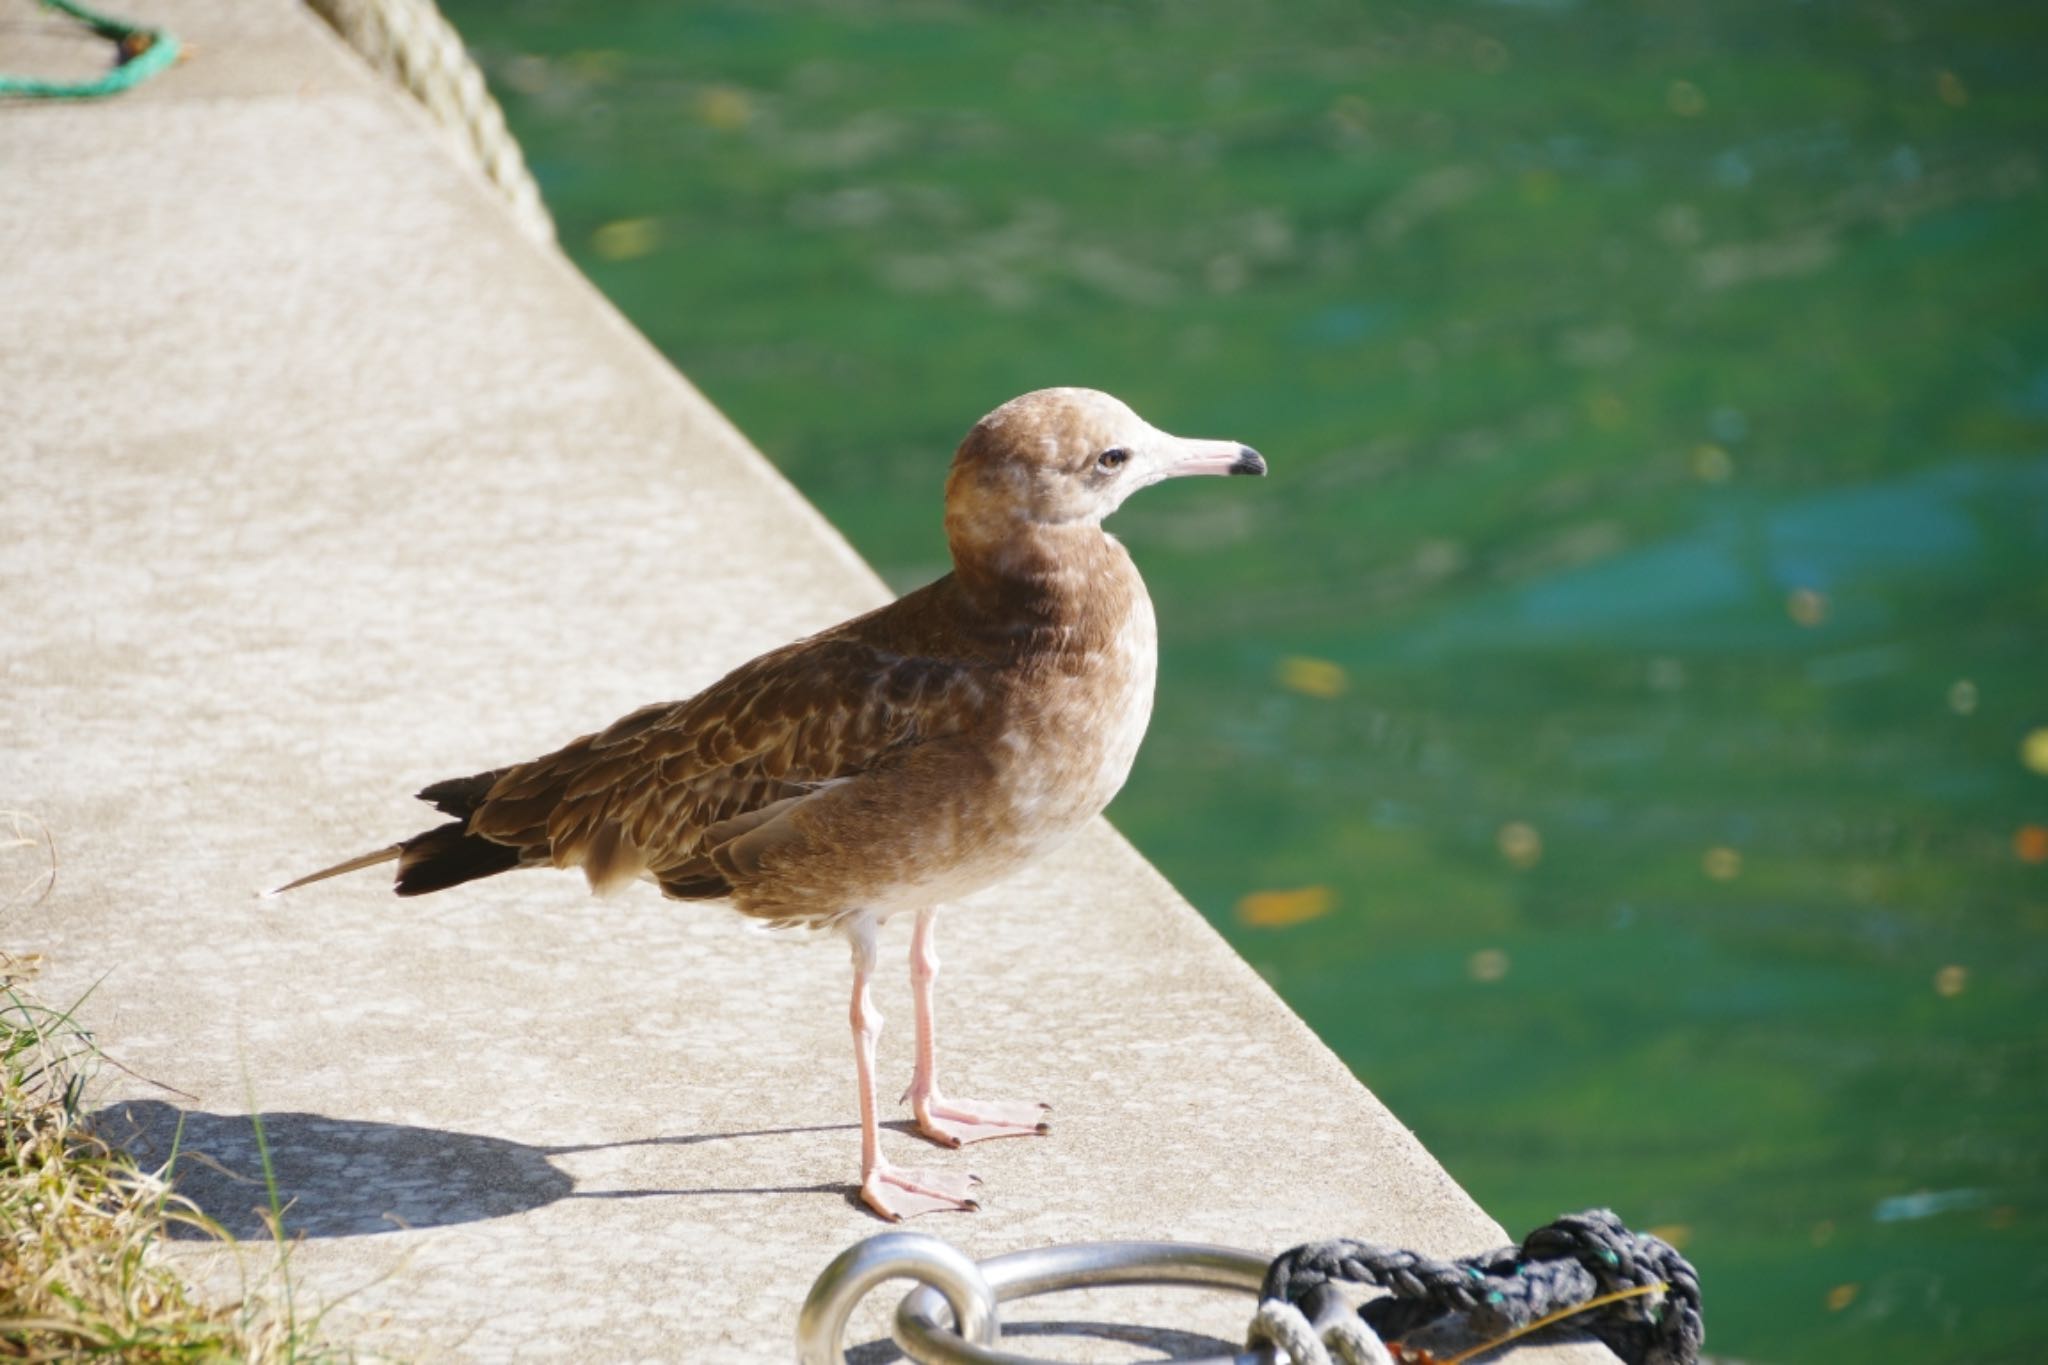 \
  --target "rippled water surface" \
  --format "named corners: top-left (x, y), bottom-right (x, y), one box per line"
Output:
top-left (439, 3), bottom-right (2047, 1358)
